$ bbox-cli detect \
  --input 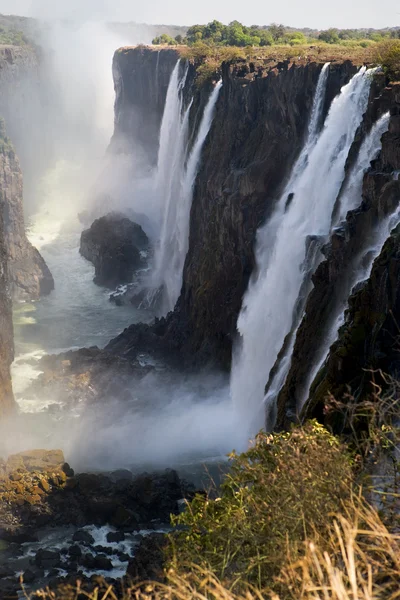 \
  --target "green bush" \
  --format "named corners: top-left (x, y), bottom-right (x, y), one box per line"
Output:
top-left (169, 421), bottom-right (353, 593)
top-left (374, 39), bottom-right (400, 81)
